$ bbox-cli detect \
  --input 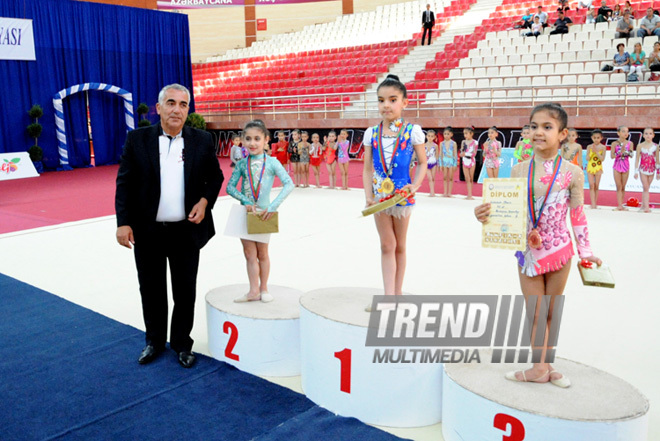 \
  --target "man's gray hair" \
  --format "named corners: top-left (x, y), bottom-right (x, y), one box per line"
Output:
top-left (158, 84), bottom-right (191, 106)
